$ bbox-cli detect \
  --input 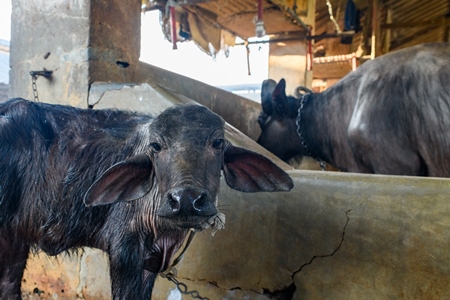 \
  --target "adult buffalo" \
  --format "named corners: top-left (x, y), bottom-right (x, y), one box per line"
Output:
top-left (257, 43), bottom-right (450, 176)
top-left (0, 99), bottom-right (293, 299)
